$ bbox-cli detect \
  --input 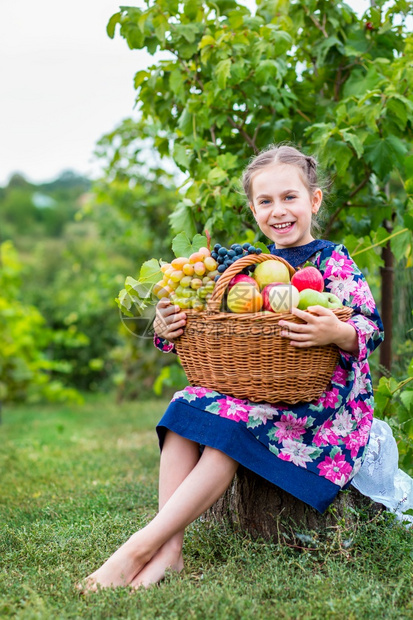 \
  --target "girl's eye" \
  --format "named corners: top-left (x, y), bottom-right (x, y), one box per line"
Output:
top-left (285, 195), bottom-right (296, 201)
top-left (259, 199), bottom-right (271, 205)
